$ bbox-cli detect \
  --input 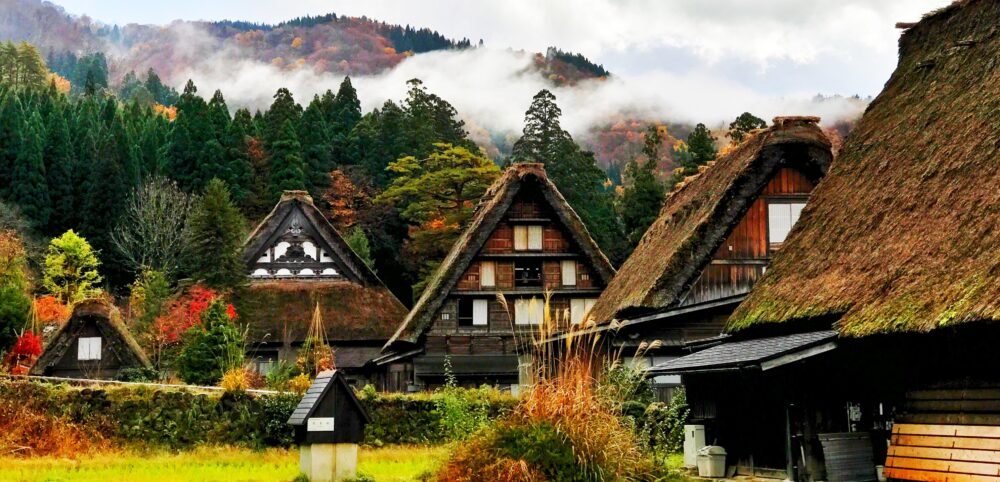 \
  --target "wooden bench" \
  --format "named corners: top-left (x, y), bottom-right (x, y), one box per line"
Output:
top-left (885, 423), bottom-right (1000, 481)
